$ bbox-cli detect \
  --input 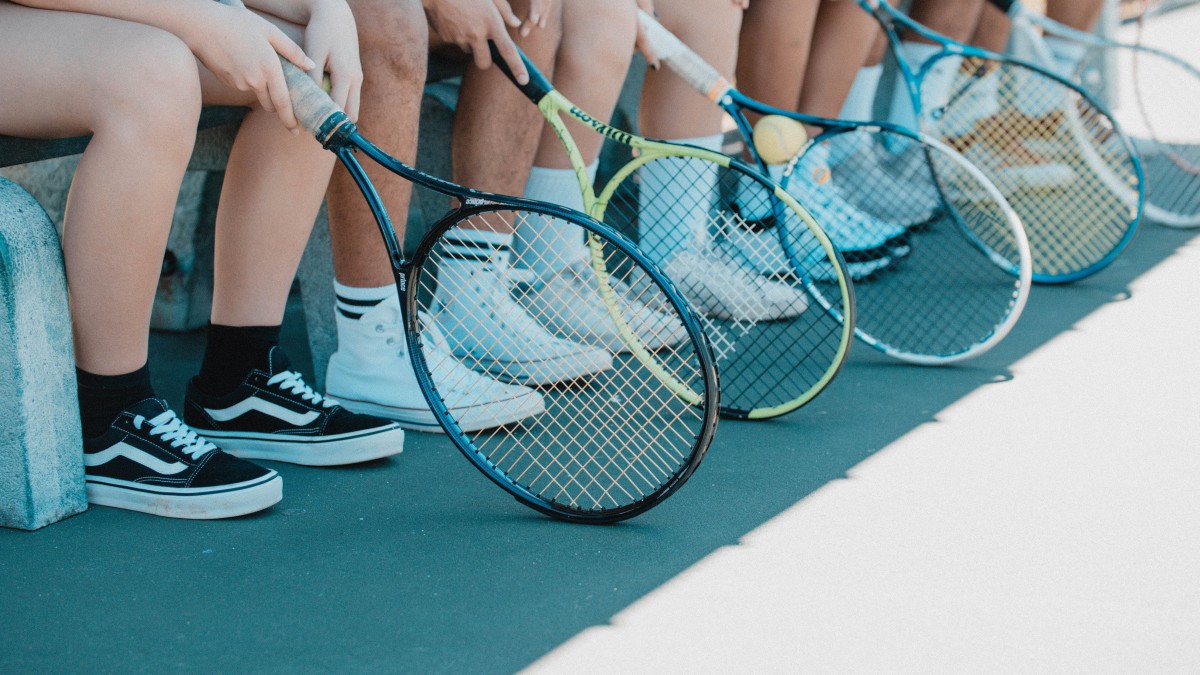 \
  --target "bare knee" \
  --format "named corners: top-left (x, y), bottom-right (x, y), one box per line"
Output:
top-left (560, 0), bottom-right (636, 74)
top-left (94, 27), bottom-right (200, 153)
top-left (352, 0), bottom-right (429, 87)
